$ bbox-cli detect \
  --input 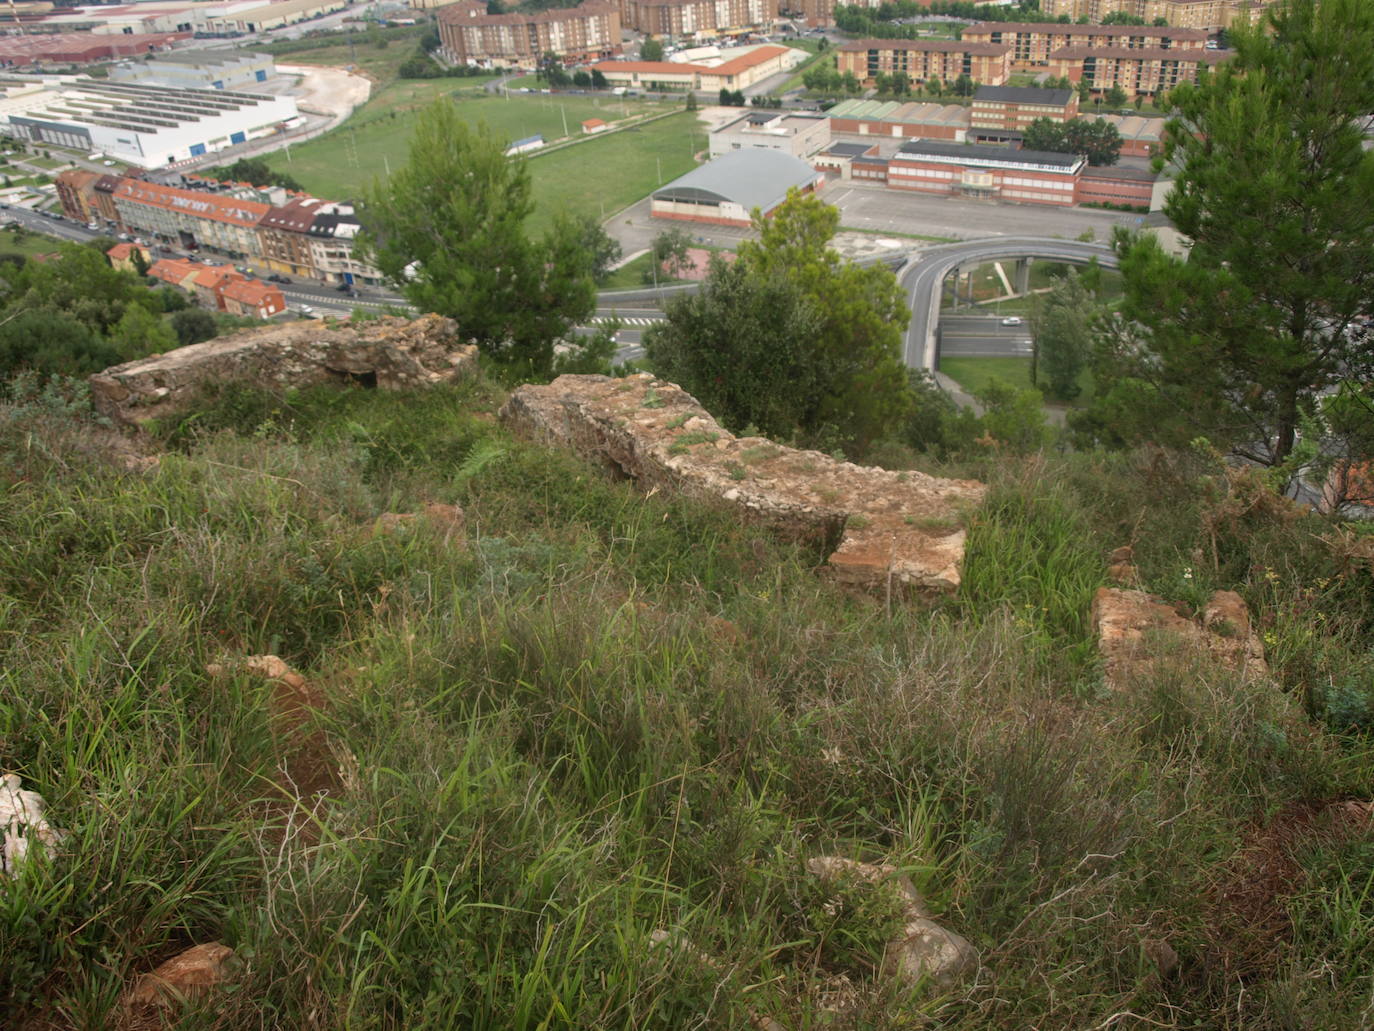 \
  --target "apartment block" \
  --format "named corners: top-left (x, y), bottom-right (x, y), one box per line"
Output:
top-left (1038, 0), bottom-right (1273, 31)
top-left (620, 0), bottom-right (770, 39)
top-left (1048, 45), bottom-right (1226, 94)
top-left (783, 0), bottom-right (885, 29)
top-left (836, 39), bottom-right (1012, 88)
top-left (257, 197), bottom-right (323, 279)
top-left (437, 1), bottom-right (621, 68)
top-left (113, 179), bottom-right (268, 258)
top-left (961, 21), bottom-right (1206, 68)
top-left (55, 169), bottom-right (101, 223)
